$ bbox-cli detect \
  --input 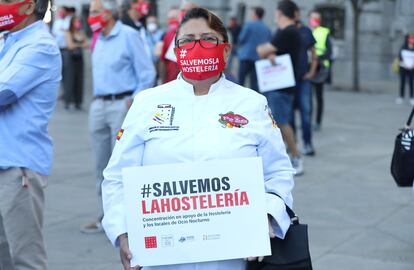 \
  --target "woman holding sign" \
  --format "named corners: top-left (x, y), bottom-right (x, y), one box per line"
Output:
top-left (397, 33), bottom-right (414, 105)
top-left (101, 7), bottom-right (294, 270)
